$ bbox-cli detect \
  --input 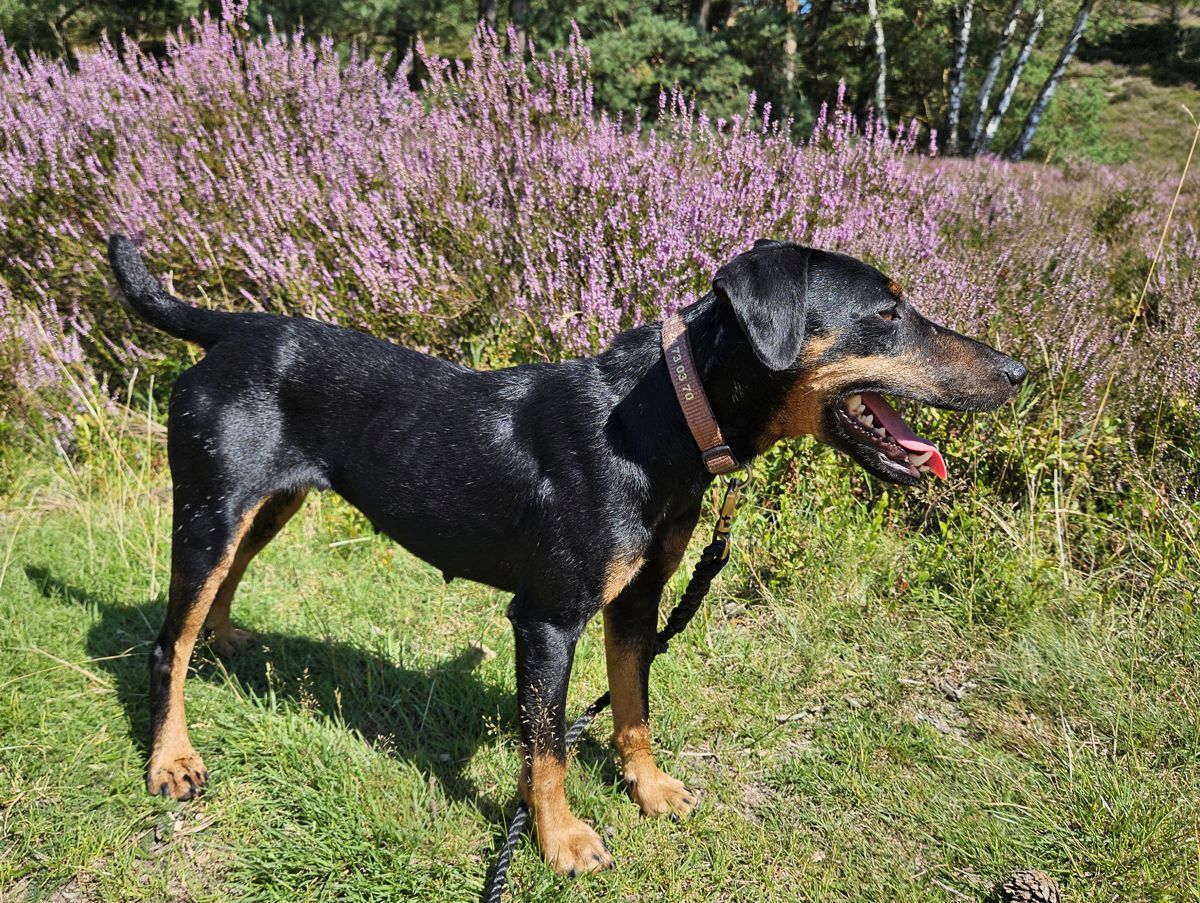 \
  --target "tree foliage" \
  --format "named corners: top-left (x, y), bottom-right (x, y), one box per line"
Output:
top-left (0, 0), bottom-right (1179, 161)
